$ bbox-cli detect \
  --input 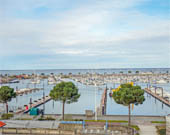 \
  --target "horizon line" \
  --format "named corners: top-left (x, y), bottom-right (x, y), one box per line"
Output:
top-left (0, 67), bottom-right (170, 71)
